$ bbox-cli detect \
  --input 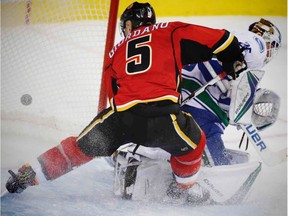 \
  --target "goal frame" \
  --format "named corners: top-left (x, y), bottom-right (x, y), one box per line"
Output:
top-left (98, 0), bottom-right (120, 113)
